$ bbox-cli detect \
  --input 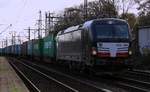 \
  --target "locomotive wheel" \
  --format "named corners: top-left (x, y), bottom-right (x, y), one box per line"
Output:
top-left (78, 63), bottom-right (94, 75)
top-left (128, 67), bottom-right (133, 71)
top-left (69, 61), bottom-right (73, 70)
top-left (80, 65), bottom-right (95, 77)
top-left (86, 66), bottom-right (95, 76)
